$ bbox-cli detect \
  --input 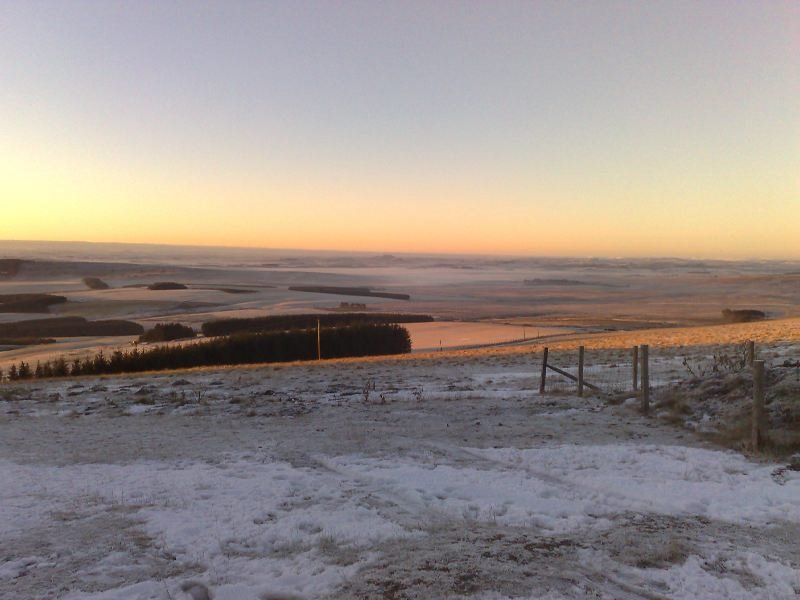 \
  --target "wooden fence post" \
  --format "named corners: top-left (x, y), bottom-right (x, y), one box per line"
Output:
top-left (632, 346), bottom-right (639, 392)
top-left (746, 340), bottom-right (755, 367)
top-left (578, 346), bottom-right (585, 397)
top-left (317, 319), bottom-right (321, 360)
top-left (752, 360), bottom-right (765, 451)
top-left (640, 344), bottom-right (650, 414)
top-left (539, 347), bottom-right (549, 394)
